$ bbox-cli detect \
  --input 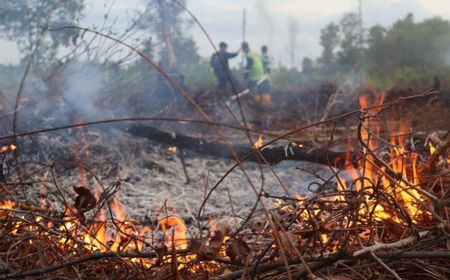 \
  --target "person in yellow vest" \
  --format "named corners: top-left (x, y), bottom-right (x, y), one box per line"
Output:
top-left (241, 42), bottom-right (272, 106)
